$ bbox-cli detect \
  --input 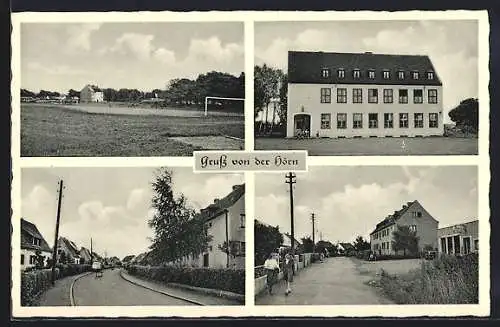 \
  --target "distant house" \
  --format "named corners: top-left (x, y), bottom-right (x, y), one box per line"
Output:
top-left (122, 255), bottom-right (136, 264)
top-left (79, 247), bottom-right (92, 263)
top-left (80, 84), bottom-right (104, 103)
top-left (21, 218), bottom-right (52, 270)
top-left (337, 242), bottom-right (355, 256)
top-left (438, 219), bottom-right (478, 256)
top-left (370, 200), bottom-right (439, 255)
top-left (57, 237), bottom-right (81, 264)
top-left (281, 233), bottom-right (303, 252)
top-left (131, 252), bottom-right (148, 265)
